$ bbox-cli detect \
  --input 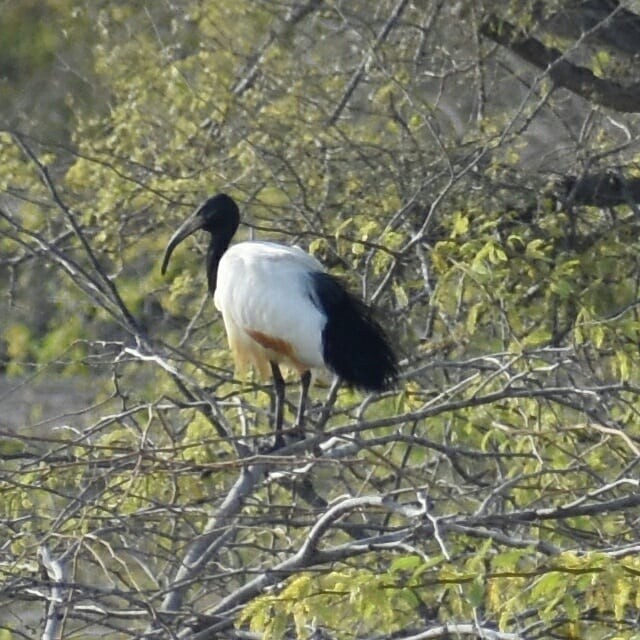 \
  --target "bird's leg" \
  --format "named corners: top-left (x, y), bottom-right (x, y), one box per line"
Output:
top-left (270, 361), bottom-right (286, 449)
top-left (293, 370), bottom-right (312, 437)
